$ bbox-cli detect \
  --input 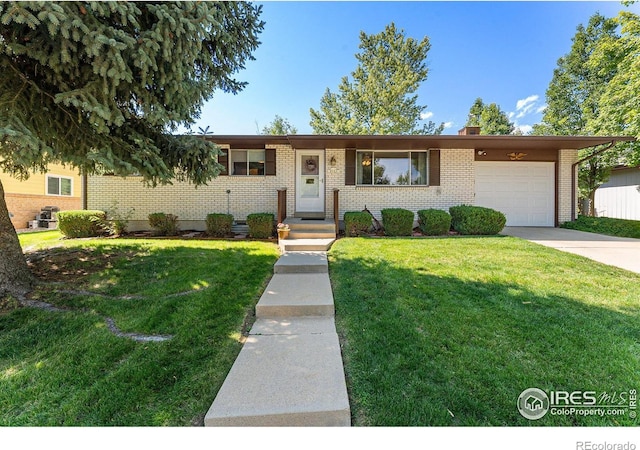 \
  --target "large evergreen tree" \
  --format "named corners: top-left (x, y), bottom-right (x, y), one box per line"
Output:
top-left (309, 23), bottom-right (443, 135)
top-left (531, 13), bottom-right (621, 215)
top-left (0, 1), bottom-right (264, 300)
top-left (465, 98), bottom-right (514, 135)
